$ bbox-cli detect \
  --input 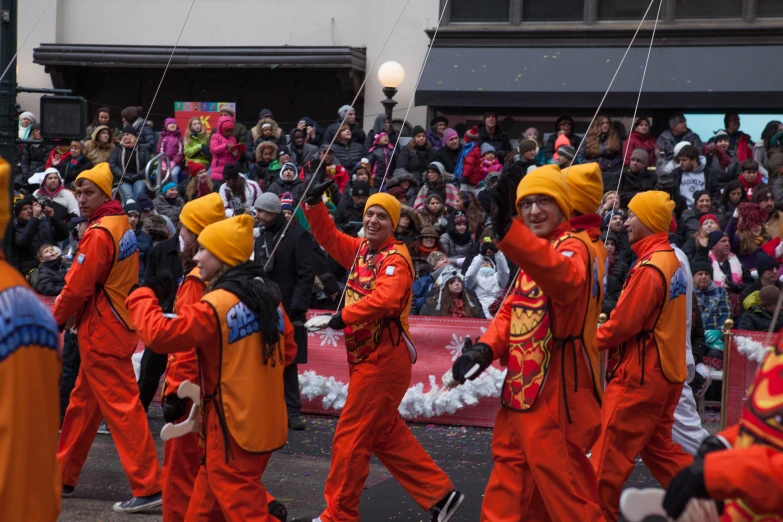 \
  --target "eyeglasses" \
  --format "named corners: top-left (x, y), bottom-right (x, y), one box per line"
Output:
top-left (519, 195), bottom-right (554, 211)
